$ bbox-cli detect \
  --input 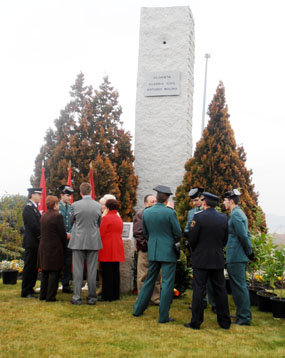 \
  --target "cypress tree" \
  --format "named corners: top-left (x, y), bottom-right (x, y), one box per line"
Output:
top-left (175, 82), bottom-right (266, 232)
top-left (31, 74), bottom-right (137, 219)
